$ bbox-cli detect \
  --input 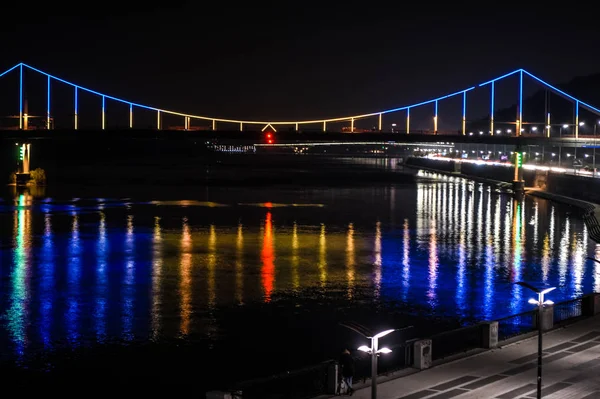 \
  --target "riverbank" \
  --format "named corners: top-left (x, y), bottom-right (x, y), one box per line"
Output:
top-left (4, 154), bottom-right (418, 189)
top-left (314, 301), bottom-right (600, 399)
